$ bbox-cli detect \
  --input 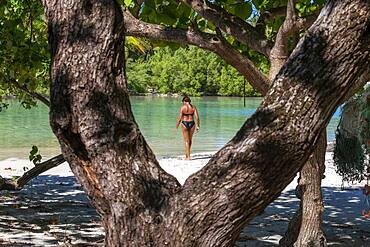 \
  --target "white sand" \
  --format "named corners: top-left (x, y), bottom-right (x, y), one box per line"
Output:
top-left (0, 152), bottom-right (369, 246)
